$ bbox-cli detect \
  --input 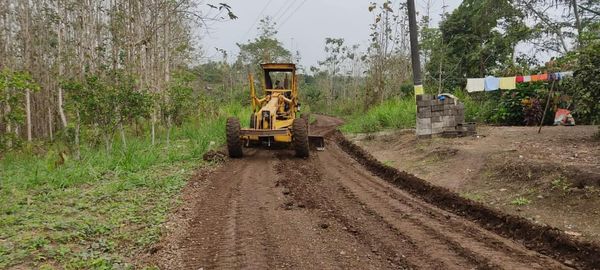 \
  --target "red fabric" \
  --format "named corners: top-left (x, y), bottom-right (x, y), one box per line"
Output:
top-left (516, 76), bottom-right (524, 83)
top-left (539, 73), bottom-right (548, 81)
